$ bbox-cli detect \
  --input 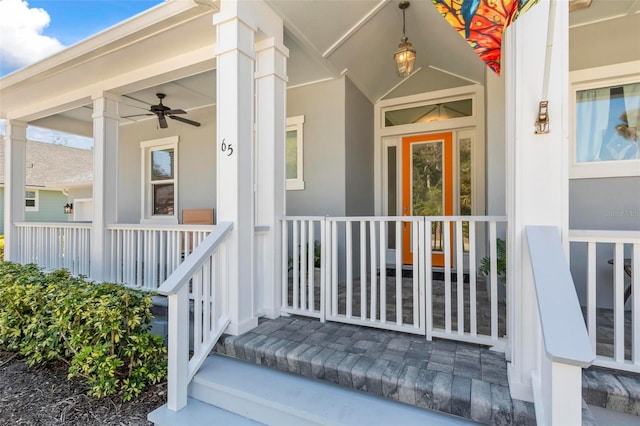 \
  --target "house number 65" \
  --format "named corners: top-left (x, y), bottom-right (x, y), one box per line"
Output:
top-left (221, 139), bottom-right (233, 156)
